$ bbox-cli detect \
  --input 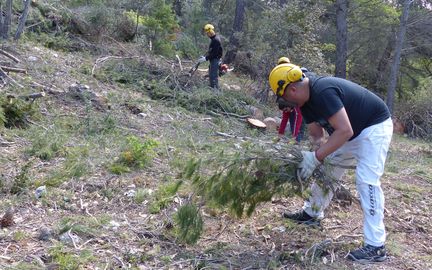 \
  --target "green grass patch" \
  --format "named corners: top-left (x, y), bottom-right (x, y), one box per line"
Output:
top-left (49, 243), bottom-right (95, 269)
top-left (149, 181), bottom-right (182, 214)
top-left (109, 135), bottom-right (158, 174)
